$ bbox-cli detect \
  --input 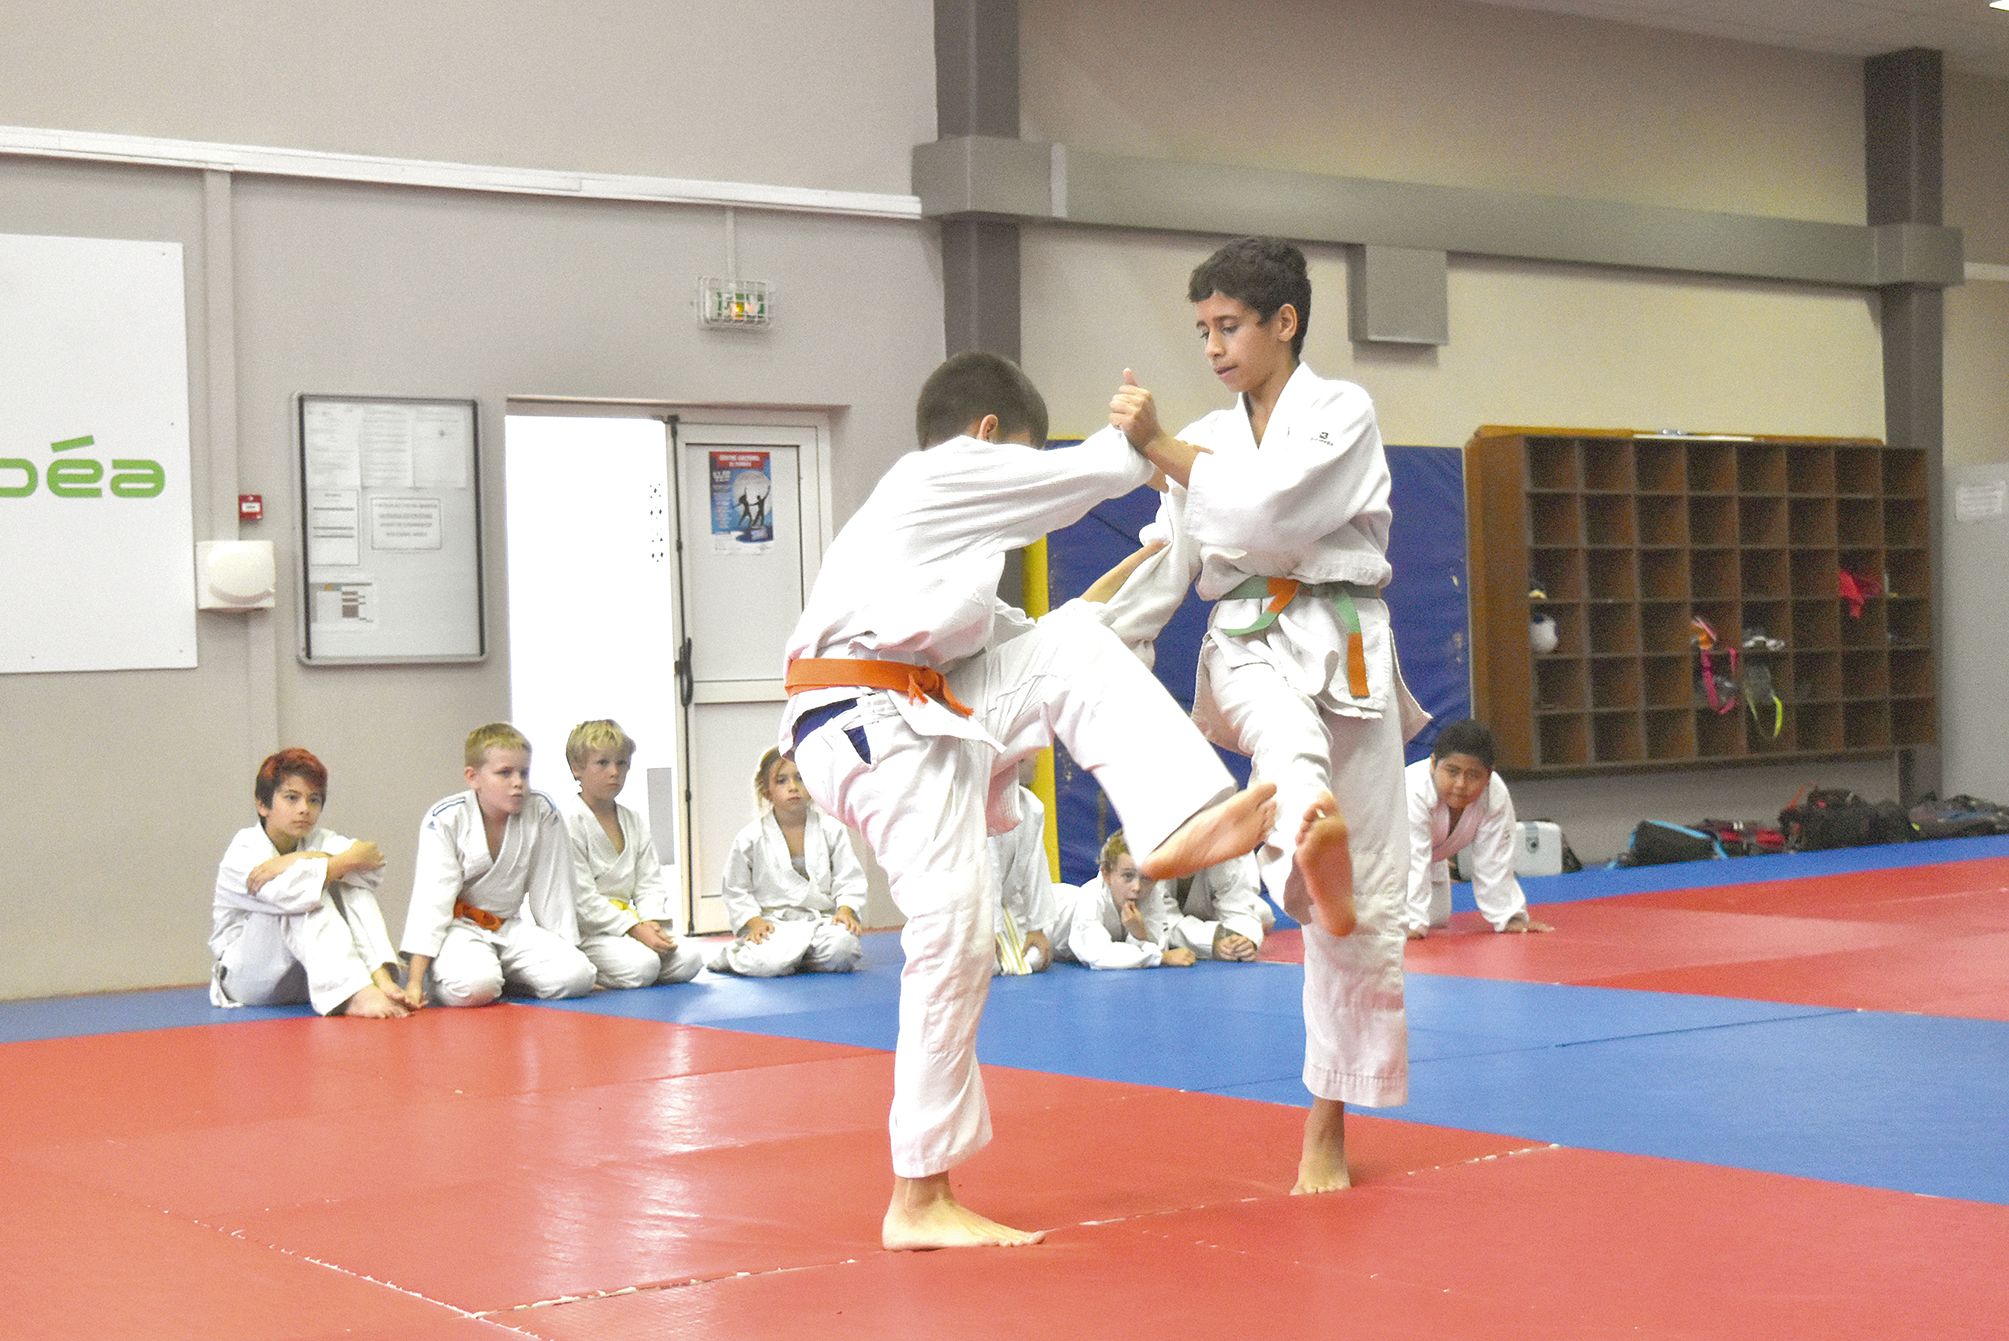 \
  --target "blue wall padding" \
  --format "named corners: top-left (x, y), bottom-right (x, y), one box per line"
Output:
top-left (1044, 444), bottom-right (1471, 883)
